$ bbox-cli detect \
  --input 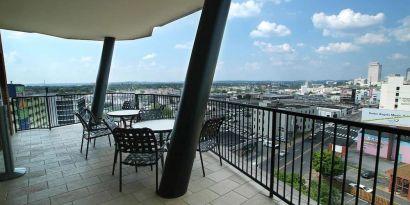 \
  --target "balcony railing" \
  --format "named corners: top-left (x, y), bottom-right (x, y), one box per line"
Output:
top-left (9, 93), bottom-right (410, 205)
